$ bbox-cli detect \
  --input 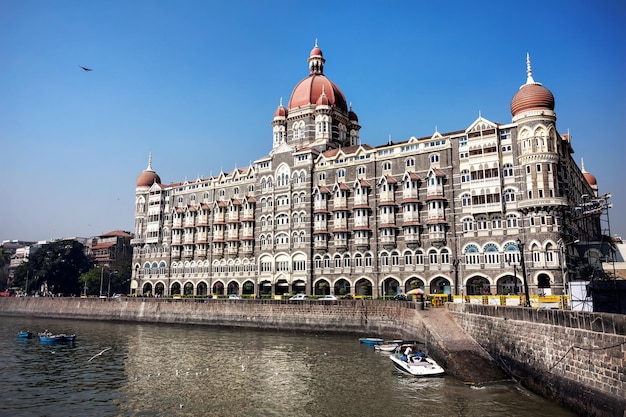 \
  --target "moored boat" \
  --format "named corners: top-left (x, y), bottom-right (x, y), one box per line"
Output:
top-left (39, 332), bottom-right (65, 343)
top-left (359, 337), bottom-right (384, 345)
top-left (374, 340), bottom-right (403, 352)
top-left (18, 331), bottom-right (33, 339)
top-left (389, 345), bottom-right (444, 377)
